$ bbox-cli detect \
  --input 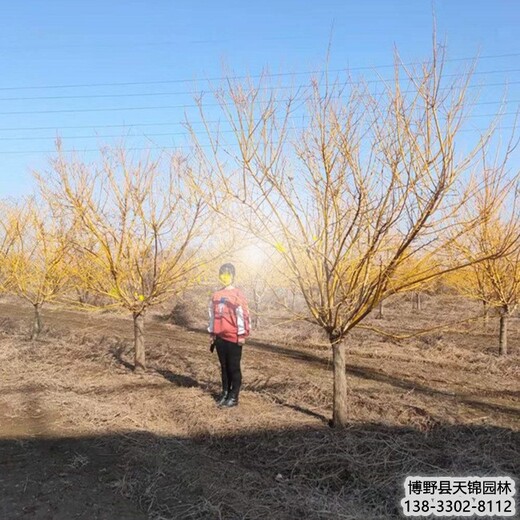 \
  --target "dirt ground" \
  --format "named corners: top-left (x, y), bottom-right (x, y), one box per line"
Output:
top-left (0, 295), bottom-right (518, 519)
